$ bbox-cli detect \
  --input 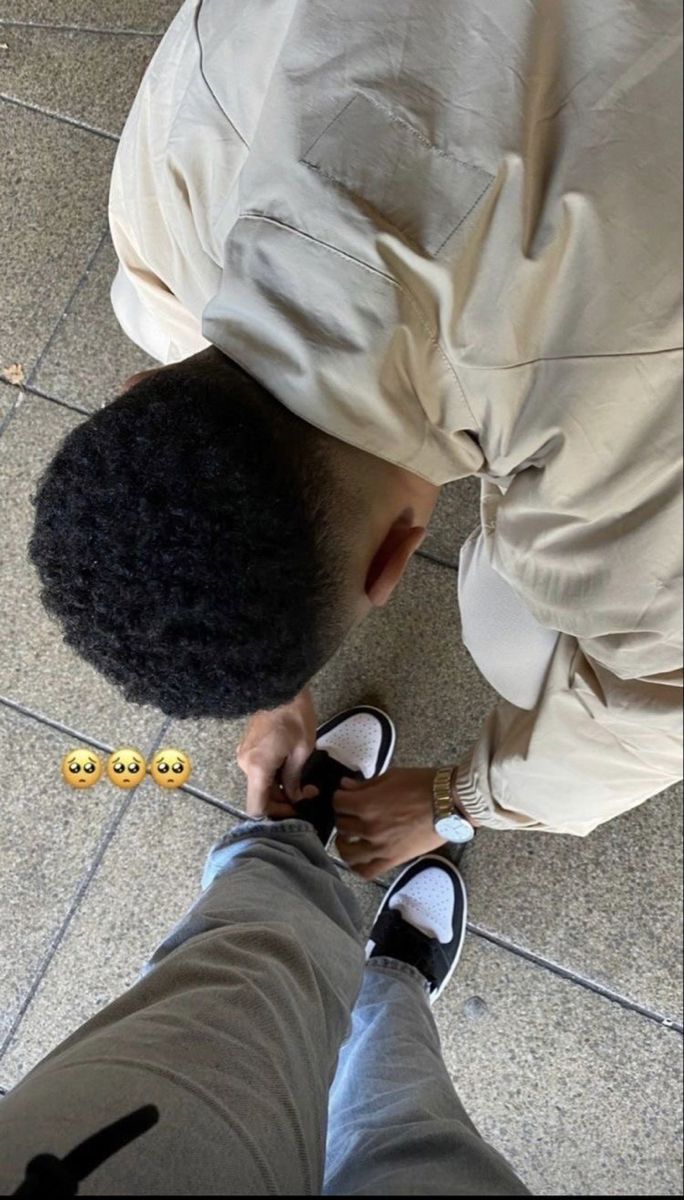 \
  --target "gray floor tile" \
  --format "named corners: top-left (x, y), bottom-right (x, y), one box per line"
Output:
top-left (0, 781), bottom-right (237, 1087)
top-left (339, 863), bottom-right (384, 929)
top-left (0, 101), bottom-right (113, 378)
top-left (0, 703), bottom-right (120, 1051)
top-left (33, 237), bottom-right (157, 410)
top-left (0, 3), bottom-right (181, 34)
top-left (421, 475), bottom-right (481, 567)
top-left (0, 393), bottom-right (163, 744)
top-left (0, 381), bottom-right (15, 423)
top-left (437, 937), bottom-right (683, 1196)
top-left (463, 782), bottom-right (684, 1022)
top-left (163, 556), bottom-right (495, 808)
top-left (0, 24), bottom-right (157, 136)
